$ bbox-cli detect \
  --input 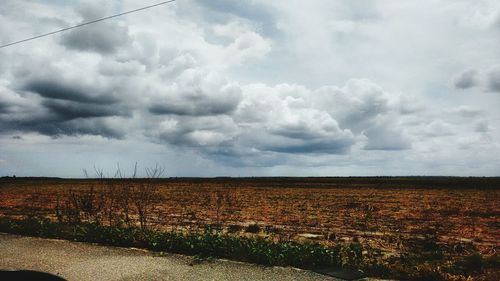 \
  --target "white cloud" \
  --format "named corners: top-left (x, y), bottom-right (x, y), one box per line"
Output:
top-left (0, 0), bottom-right (499, 176)
top-left (363, 122), bottom-right (411, 151)
top-left (422, 120), bottom-right (456, 137)
top-left (450, 106), bottom-right (483, 118)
